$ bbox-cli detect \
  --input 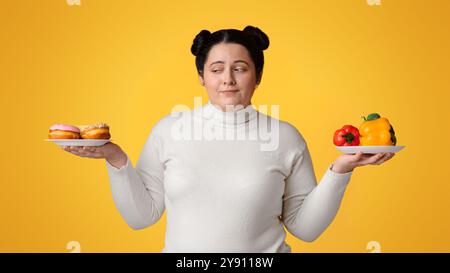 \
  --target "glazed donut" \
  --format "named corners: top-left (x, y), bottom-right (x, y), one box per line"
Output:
top-left (48, 124), bottom-right (81, 139)
top-left (80, 123), bottom-right (111, 139)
